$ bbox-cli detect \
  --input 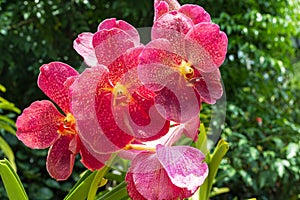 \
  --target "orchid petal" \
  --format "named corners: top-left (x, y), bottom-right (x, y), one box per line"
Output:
top-left (156, 145), bottom-right (208, 192)
top-left (73, 32), bottom-right (99, 67)
top-left (107, 47), bottom-right (144, 84)
top-left (16, 100), bottom-right (62, 149)
top-left (154, 0), bottom-right (180, 11)
top-left (152, 11), bottom-right (193, 55)
top-left (95, 90), bottom-right (134, 149)
top-left (98, 18), bottom-right (140, 45)
top-left (154, 1), bottom-right (169, 21)
top-left (128, 152), bottom-right (192, 200)
top-left (193, 69), bottom-right (223, 104)
top-left (179, 4), bottom-right (211, 24)
top-left (152, 11), bottom-right (194, 37)
top-left (38, 62), bottom-right (79, 113)
top-left (185, 23), bottom-right (228, 72)
top-left (46, 135), bottom-right (75, 181)
top-left (79, 139), bottom-right (109, 171)
top-left (71, 66), bottom-right (132, 154)
top-left (106, 47), bottom-right (170, 141)
top-left (92, 28), bottom-right (136, 66)
top-left (181, 115), bottom-right (200, 141)
top-left (125, 173), bottom-right (147, 200)
top-left (154, 78), bottom-right (201, 123)
top-left (138, 39), bottom-right (181, 91)
top-left (113, 88), bottom-right (170, 141)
